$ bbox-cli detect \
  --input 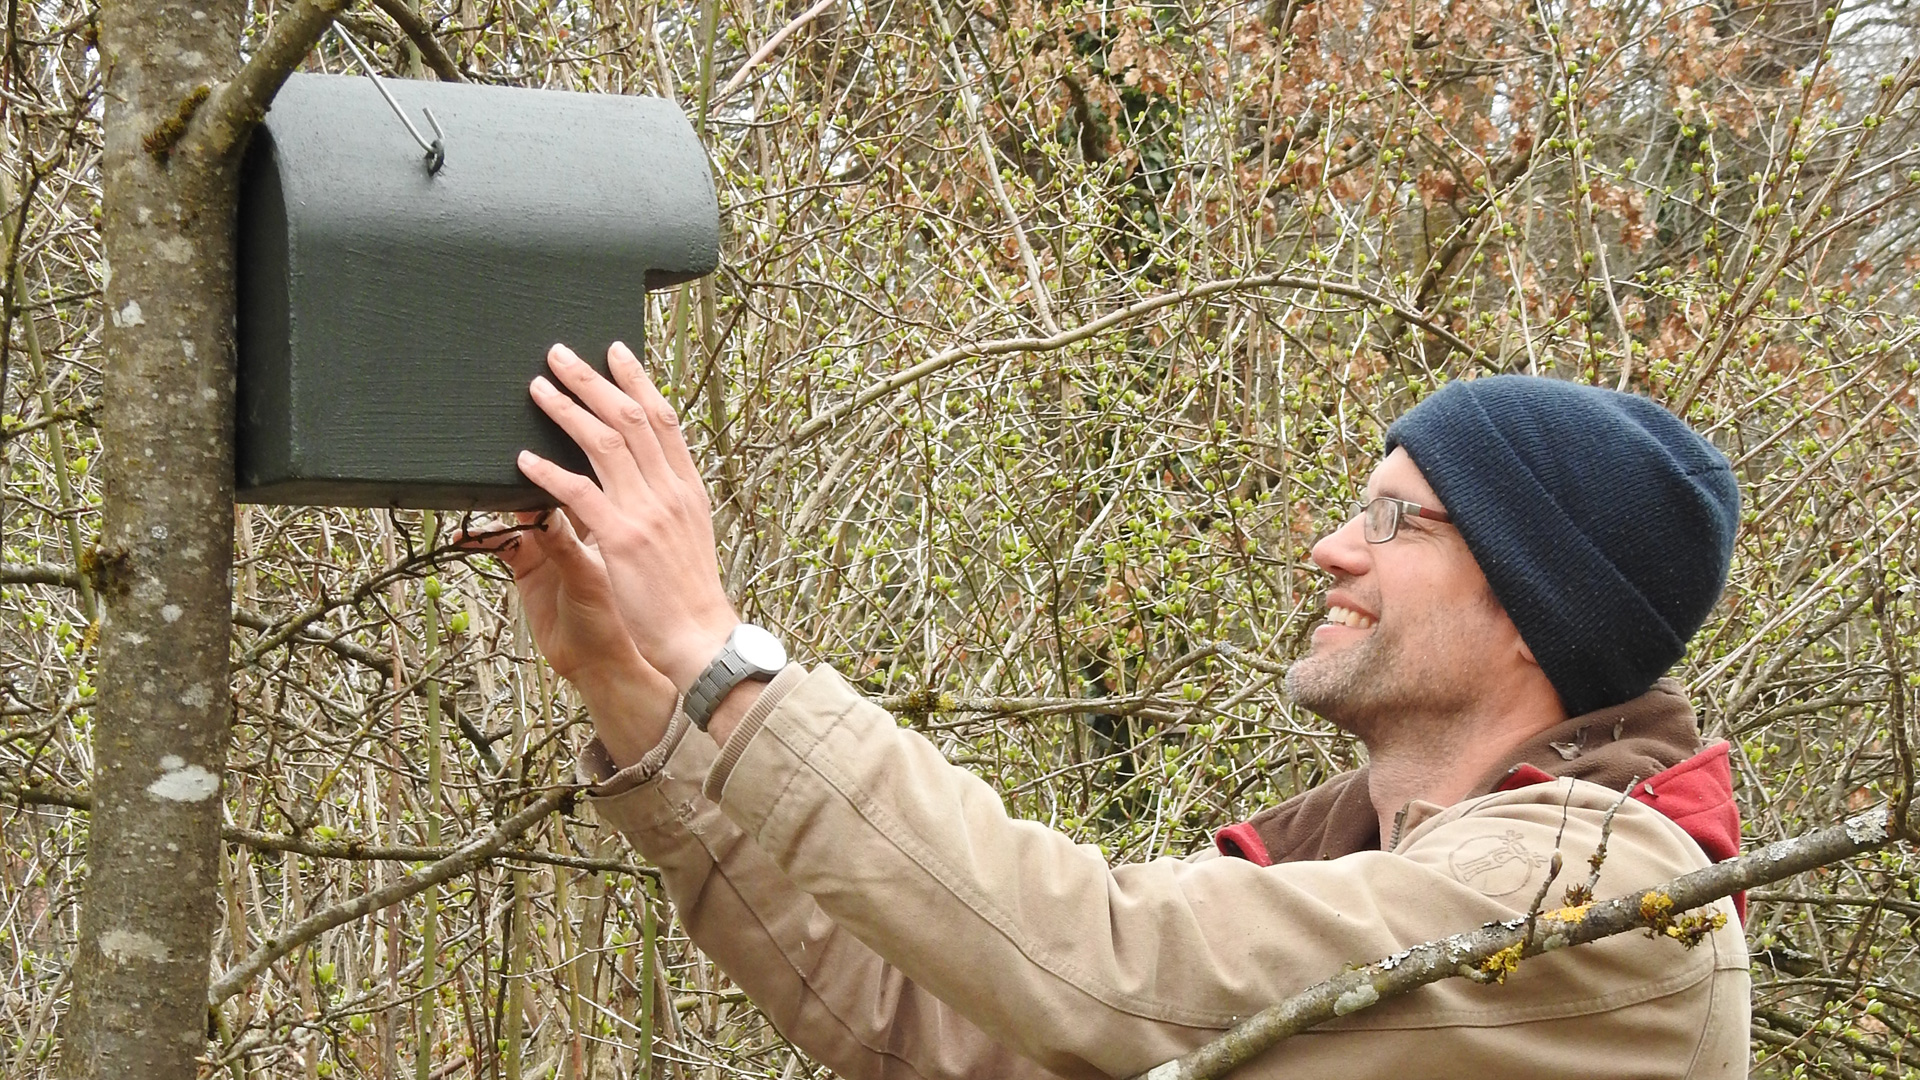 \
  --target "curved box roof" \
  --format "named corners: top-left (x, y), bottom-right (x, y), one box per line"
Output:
top-left (237, 72), bottom-right (719, 509)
